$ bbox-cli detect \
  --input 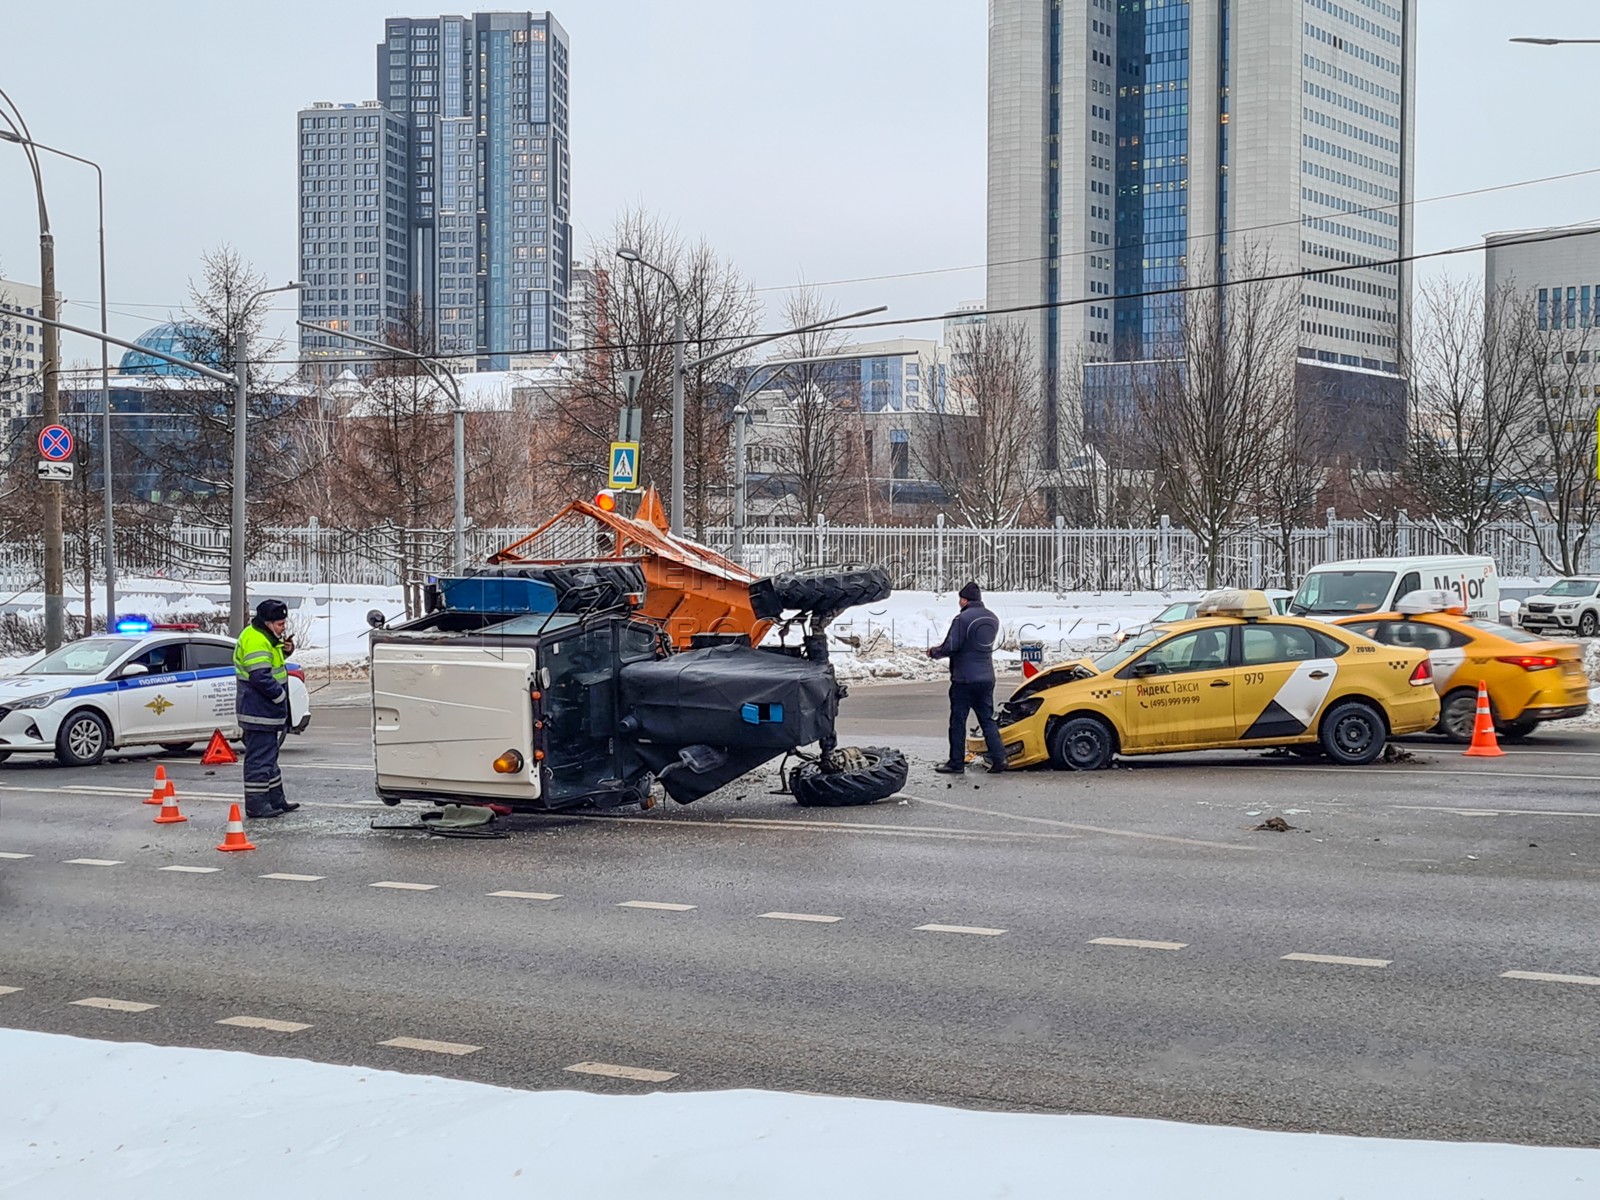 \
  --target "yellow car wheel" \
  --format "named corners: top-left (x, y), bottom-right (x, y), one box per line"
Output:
top-left (1318, 701), bottom-right (1387, 766)
top-left (1049, 716), bottom-right (1117, 772)
top-left (1438, 688), bottom-right (1482, 744)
